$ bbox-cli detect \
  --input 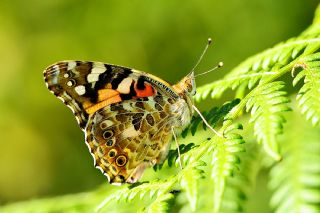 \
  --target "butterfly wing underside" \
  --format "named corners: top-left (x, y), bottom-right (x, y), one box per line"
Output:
top-left (44, 61), bottom-right (182, 184)
top-left (86, 95), bottom-right (175, 184)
